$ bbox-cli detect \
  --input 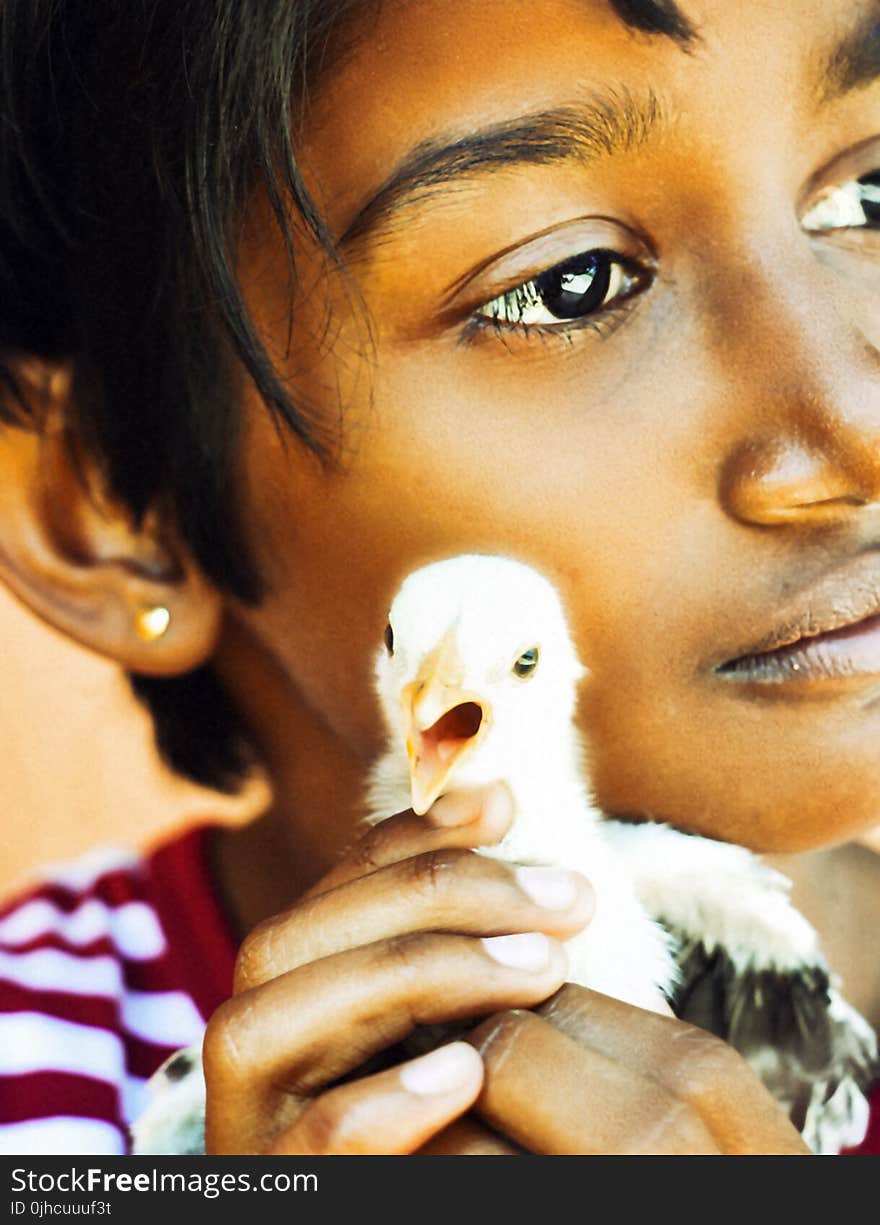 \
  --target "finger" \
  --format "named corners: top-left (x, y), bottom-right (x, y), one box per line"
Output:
top-left (416, 1116), bottom-right (523, 1155)
top-left (536, 985), bottom-right (808, 1154)
top-left (204, 930), bottom-right (567, 1152)
top-left (466, 1009), bottom-right (721, 1154)
top-left (267, 1042), bottom-right (483, 1155)
top-left (307, 781), bottom-right (514, 898)
top-left (235, 848), bottom-right (593, 990)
